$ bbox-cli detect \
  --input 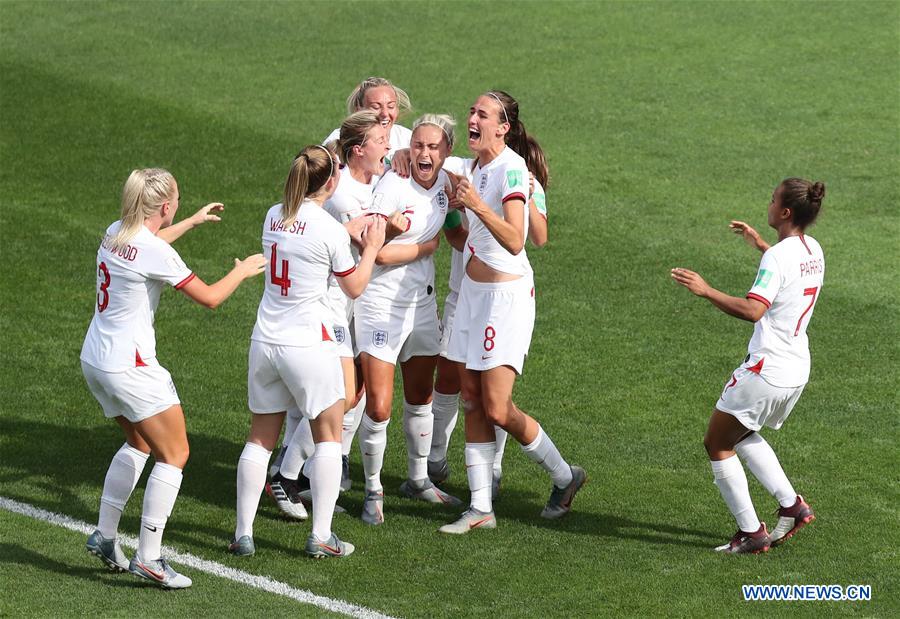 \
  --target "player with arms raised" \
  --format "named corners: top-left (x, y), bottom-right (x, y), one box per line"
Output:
top-left (82, 168), bottom-right (266, 588)
top-left (672, 178), bottom-right (825, 554)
